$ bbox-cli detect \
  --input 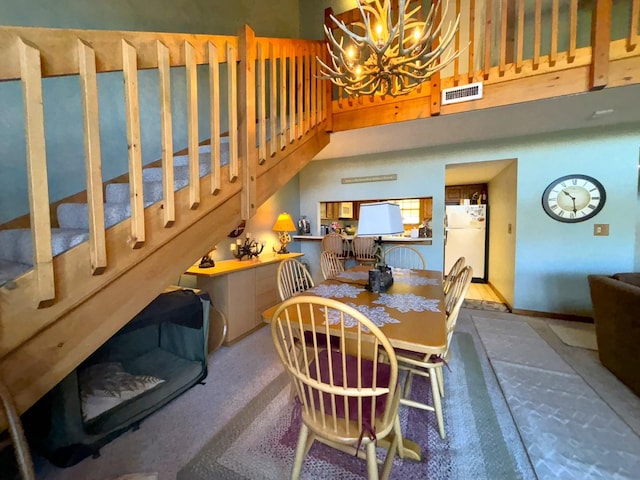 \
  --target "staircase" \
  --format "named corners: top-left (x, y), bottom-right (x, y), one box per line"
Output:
top-left (0, 24), bottom-right (329, 428)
